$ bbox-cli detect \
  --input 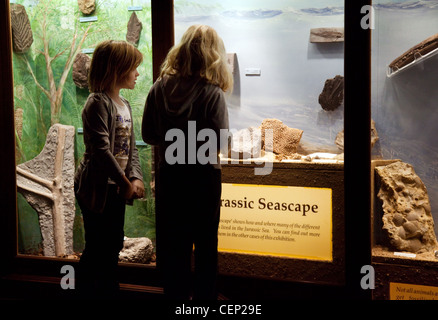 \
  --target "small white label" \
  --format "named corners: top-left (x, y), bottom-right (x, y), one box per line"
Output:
top-left (82, 48), bottom-right (94, 54)
top-left (394, 252), bottom-right (416, 258)
top-left (245, 68), bottom-right (261, 76)
top-left (80, 16), bottom-right (98, 23)
top-left (128, 6), bottom-right (143, 11)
